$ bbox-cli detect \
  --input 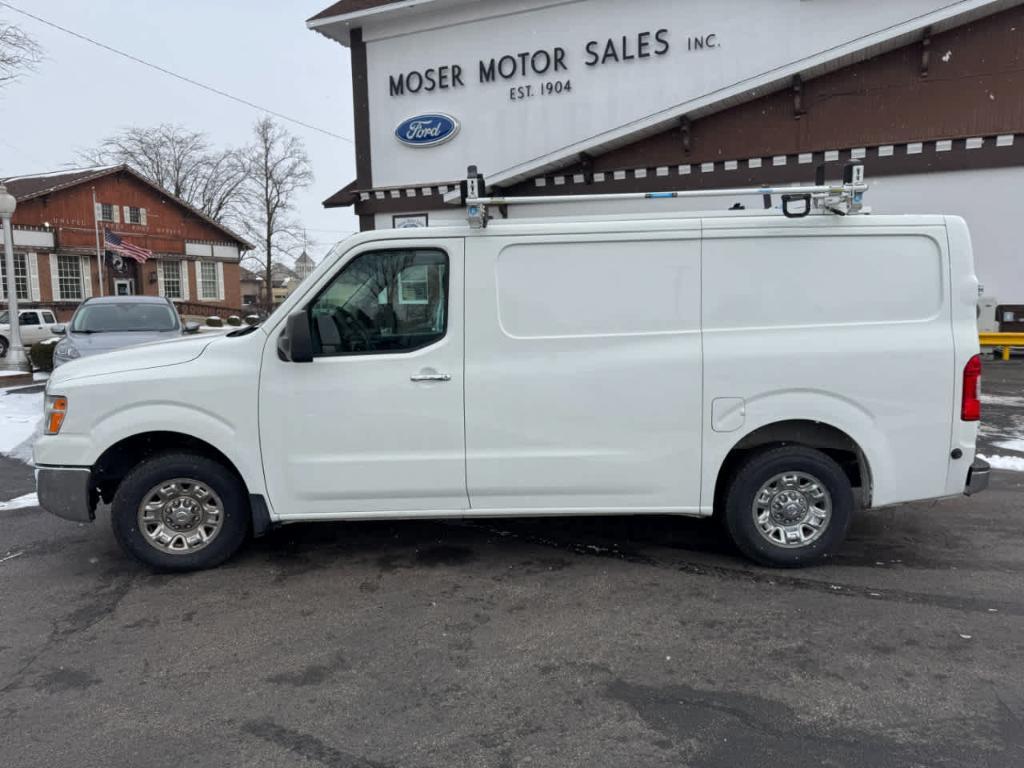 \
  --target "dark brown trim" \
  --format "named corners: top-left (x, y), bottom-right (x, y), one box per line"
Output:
top-left (356, 194), bottom-right (447, 216)
top-left (351, 138), bottom-right (1024, 216)
top-left (350, 27), bottom-right (374, 231)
